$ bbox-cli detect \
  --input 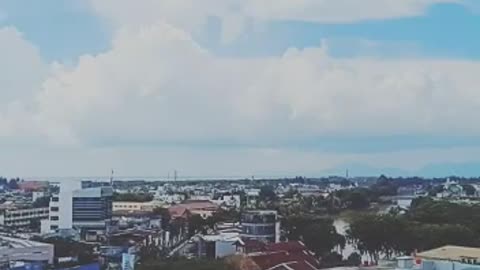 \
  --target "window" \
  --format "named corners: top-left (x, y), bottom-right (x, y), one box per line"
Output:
top-left (50, 216), bottom-right (59, 221)
top-left (50, 207), bottom-right (59, 212)
top-left (50, 225), bottom-right (58, 230)
top-left (52, 197), bottom-right (59, 202)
